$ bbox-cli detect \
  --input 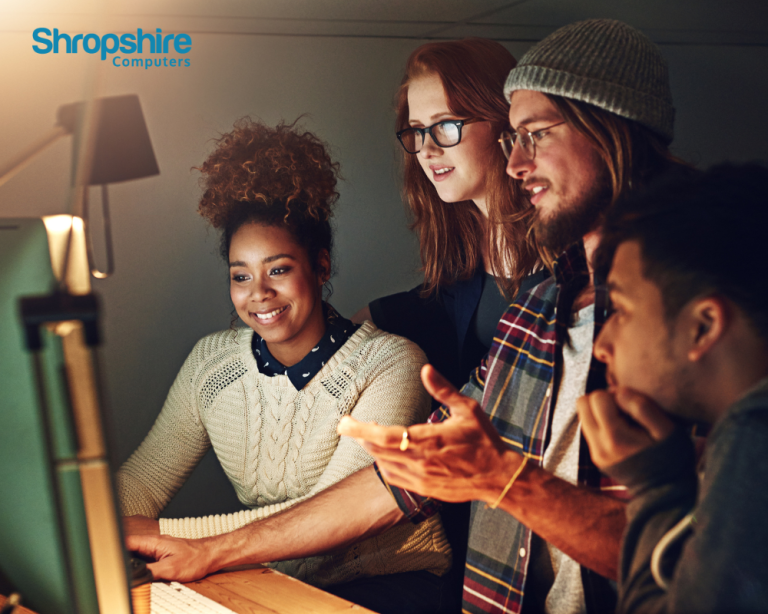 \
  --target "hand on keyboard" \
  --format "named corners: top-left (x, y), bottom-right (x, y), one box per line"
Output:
top-left (127, 534), bottom-right (216, 583)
